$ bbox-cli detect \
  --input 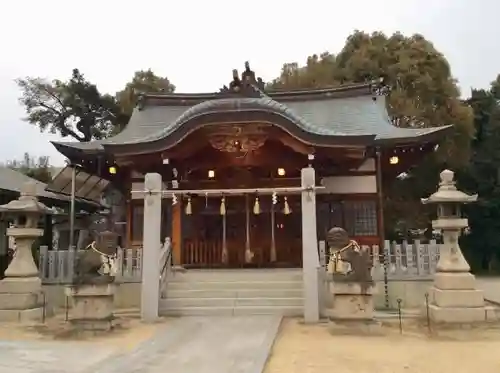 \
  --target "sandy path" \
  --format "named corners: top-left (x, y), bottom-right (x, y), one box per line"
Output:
top-left (265, 319), bottom-right (500, 373)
